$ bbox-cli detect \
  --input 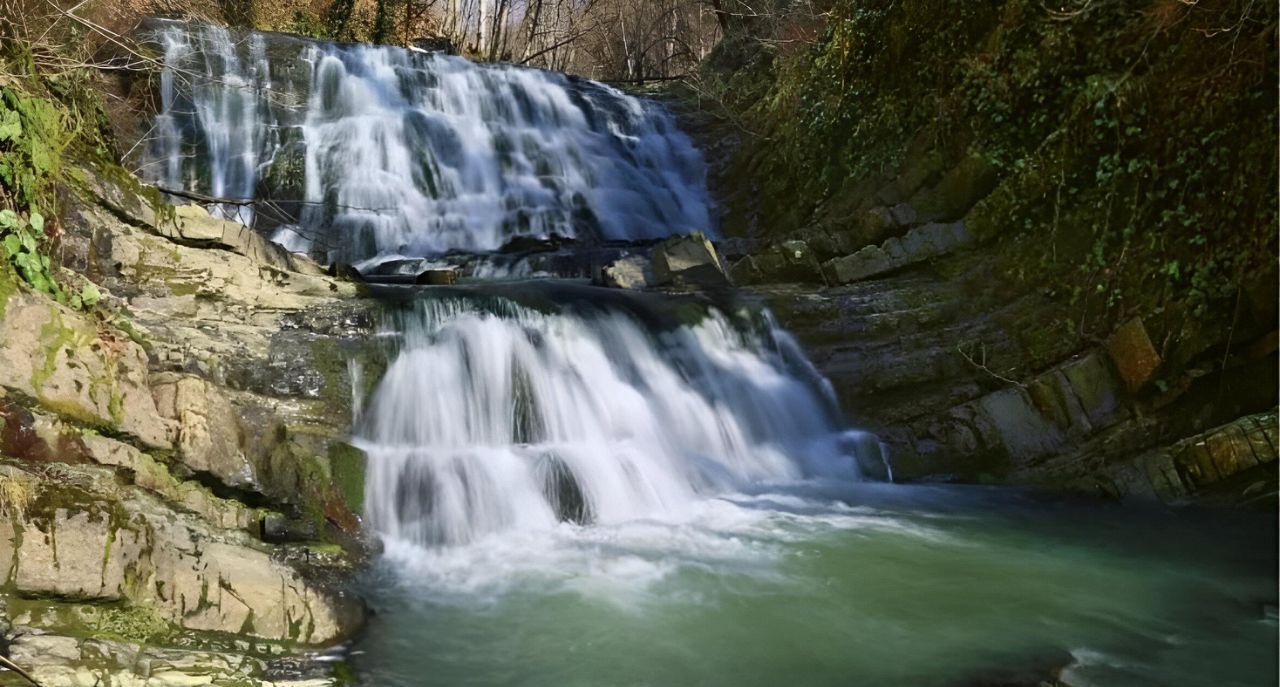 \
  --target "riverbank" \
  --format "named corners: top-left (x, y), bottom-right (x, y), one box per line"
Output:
top-left (670, 0), bottom-right (1278, 503)
top-left (0, 89), bottom-right (374, 681)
